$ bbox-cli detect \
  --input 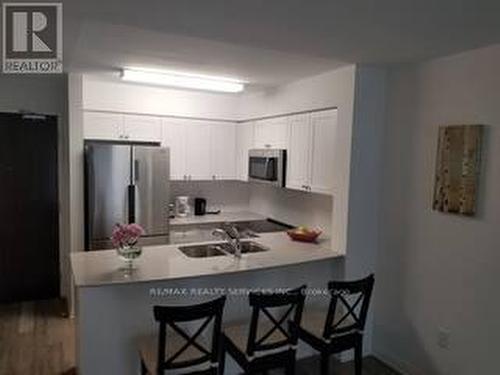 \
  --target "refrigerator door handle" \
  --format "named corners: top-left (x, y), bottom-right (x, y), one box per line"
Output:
top-left (128, 184), bottom-right (136, 223)
top-left (86, 147), bottom-right (96, 250)
top-left (134, 159), bottom-right (140, 182)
